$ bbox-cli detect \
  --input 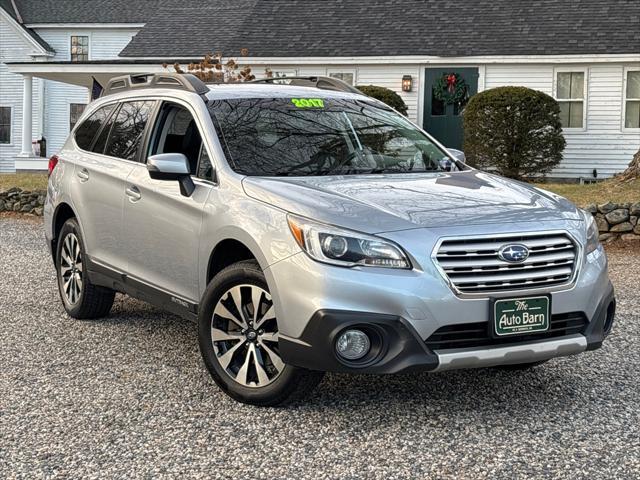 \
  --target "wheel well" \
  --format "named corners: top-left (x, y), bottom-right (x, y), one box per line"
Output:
top-left (52, 203), bottom-right (76, 256)
top-left (207, 239), bottom-right (256, 283)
